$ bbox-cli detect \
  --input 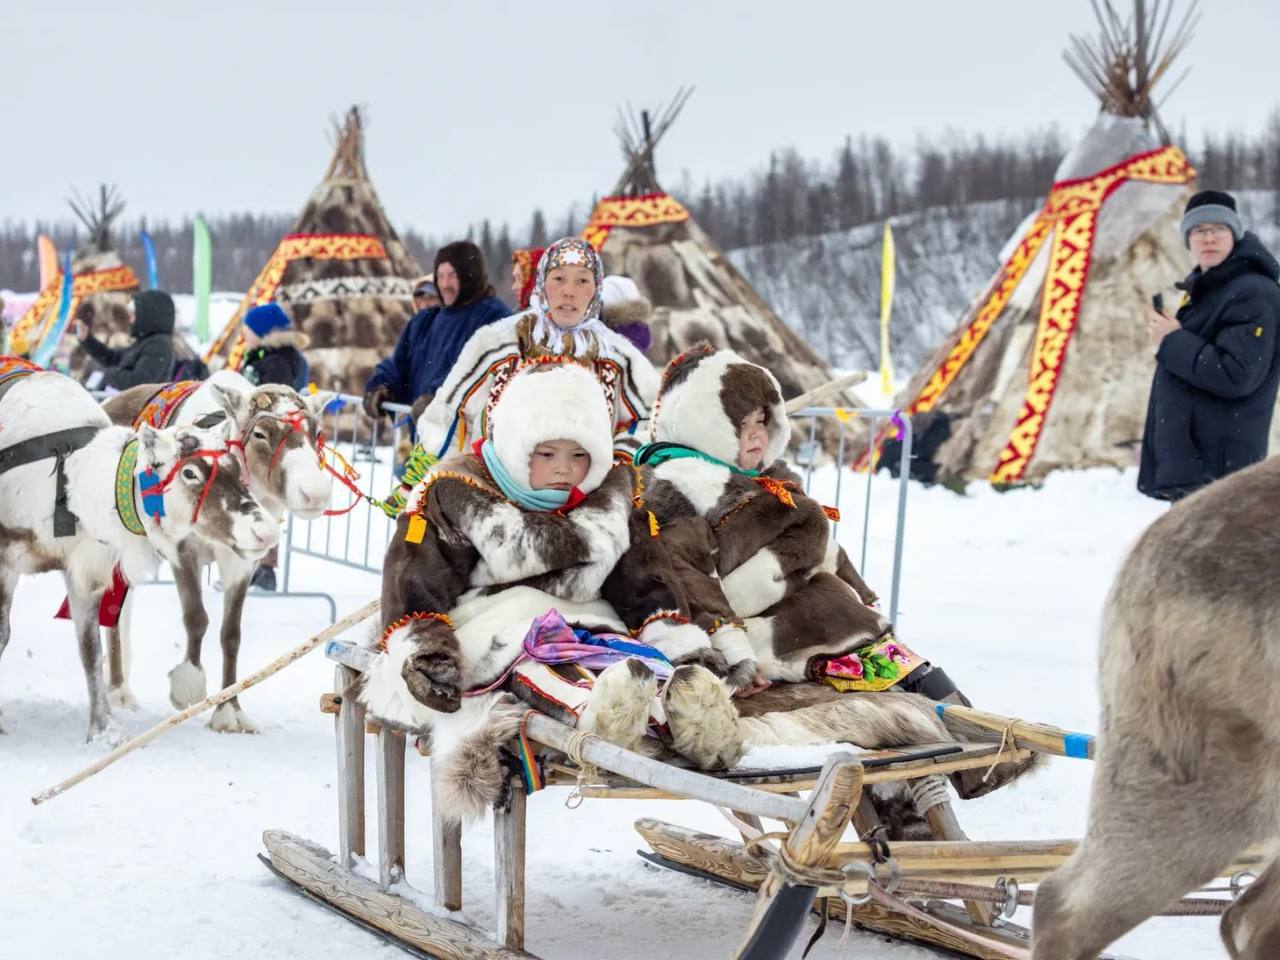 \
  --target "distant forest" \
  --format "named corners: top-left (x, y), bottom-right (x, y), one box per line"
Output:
top-left (3, 115), bottom-right (1278, 295)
